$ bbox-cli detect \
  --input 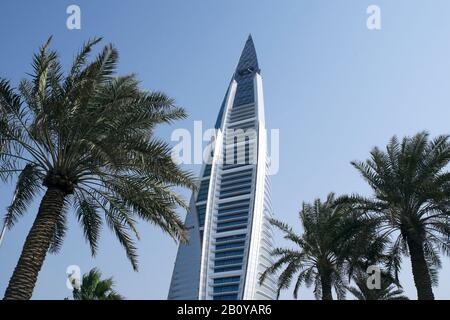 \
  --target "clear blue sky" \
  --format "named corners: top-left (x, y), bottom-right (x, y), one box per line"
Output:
top-left (1, 0), bottom-right (449, 299)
